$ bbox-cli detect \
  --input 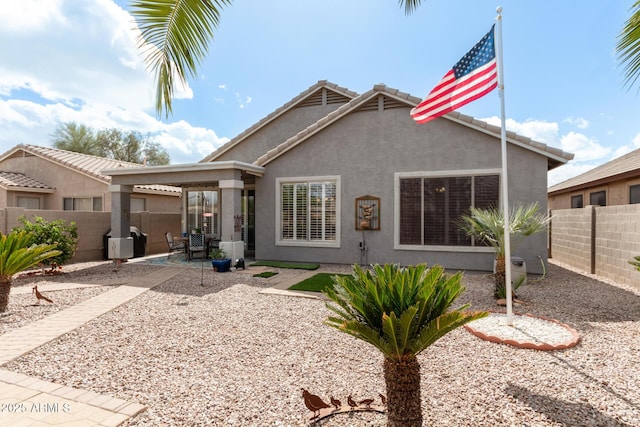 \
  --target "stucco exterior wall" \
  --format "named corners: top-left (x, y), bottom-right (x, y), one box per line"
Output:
top-left (214, 103), bottom-right (345, 163)
top-left (0, 208), bottom-right (181, 262)
top-left (0, 155), bottom-right (180, 212)
top-left (255, 106), bottom-right (550, 274)
top-left (548, 176), bottom-right (640, 209)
